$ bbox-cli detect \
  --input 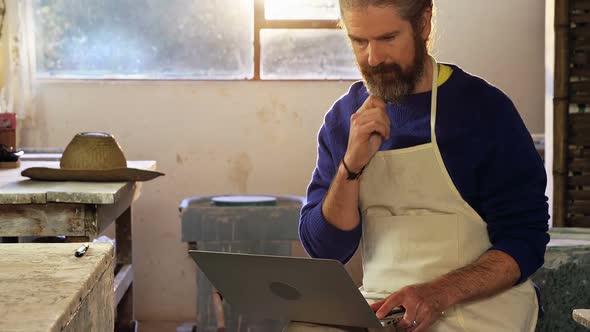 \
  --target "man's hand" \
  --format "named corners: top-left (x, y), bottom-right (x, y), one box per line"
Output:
top-left (371, 283), bottom-right (449, 332)
top-left (321, 94), bottom-right (389, 231)
top-left (370, 250), bottom-right (521, 331)
top-left (344, 95), bottom-right (390, 172)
